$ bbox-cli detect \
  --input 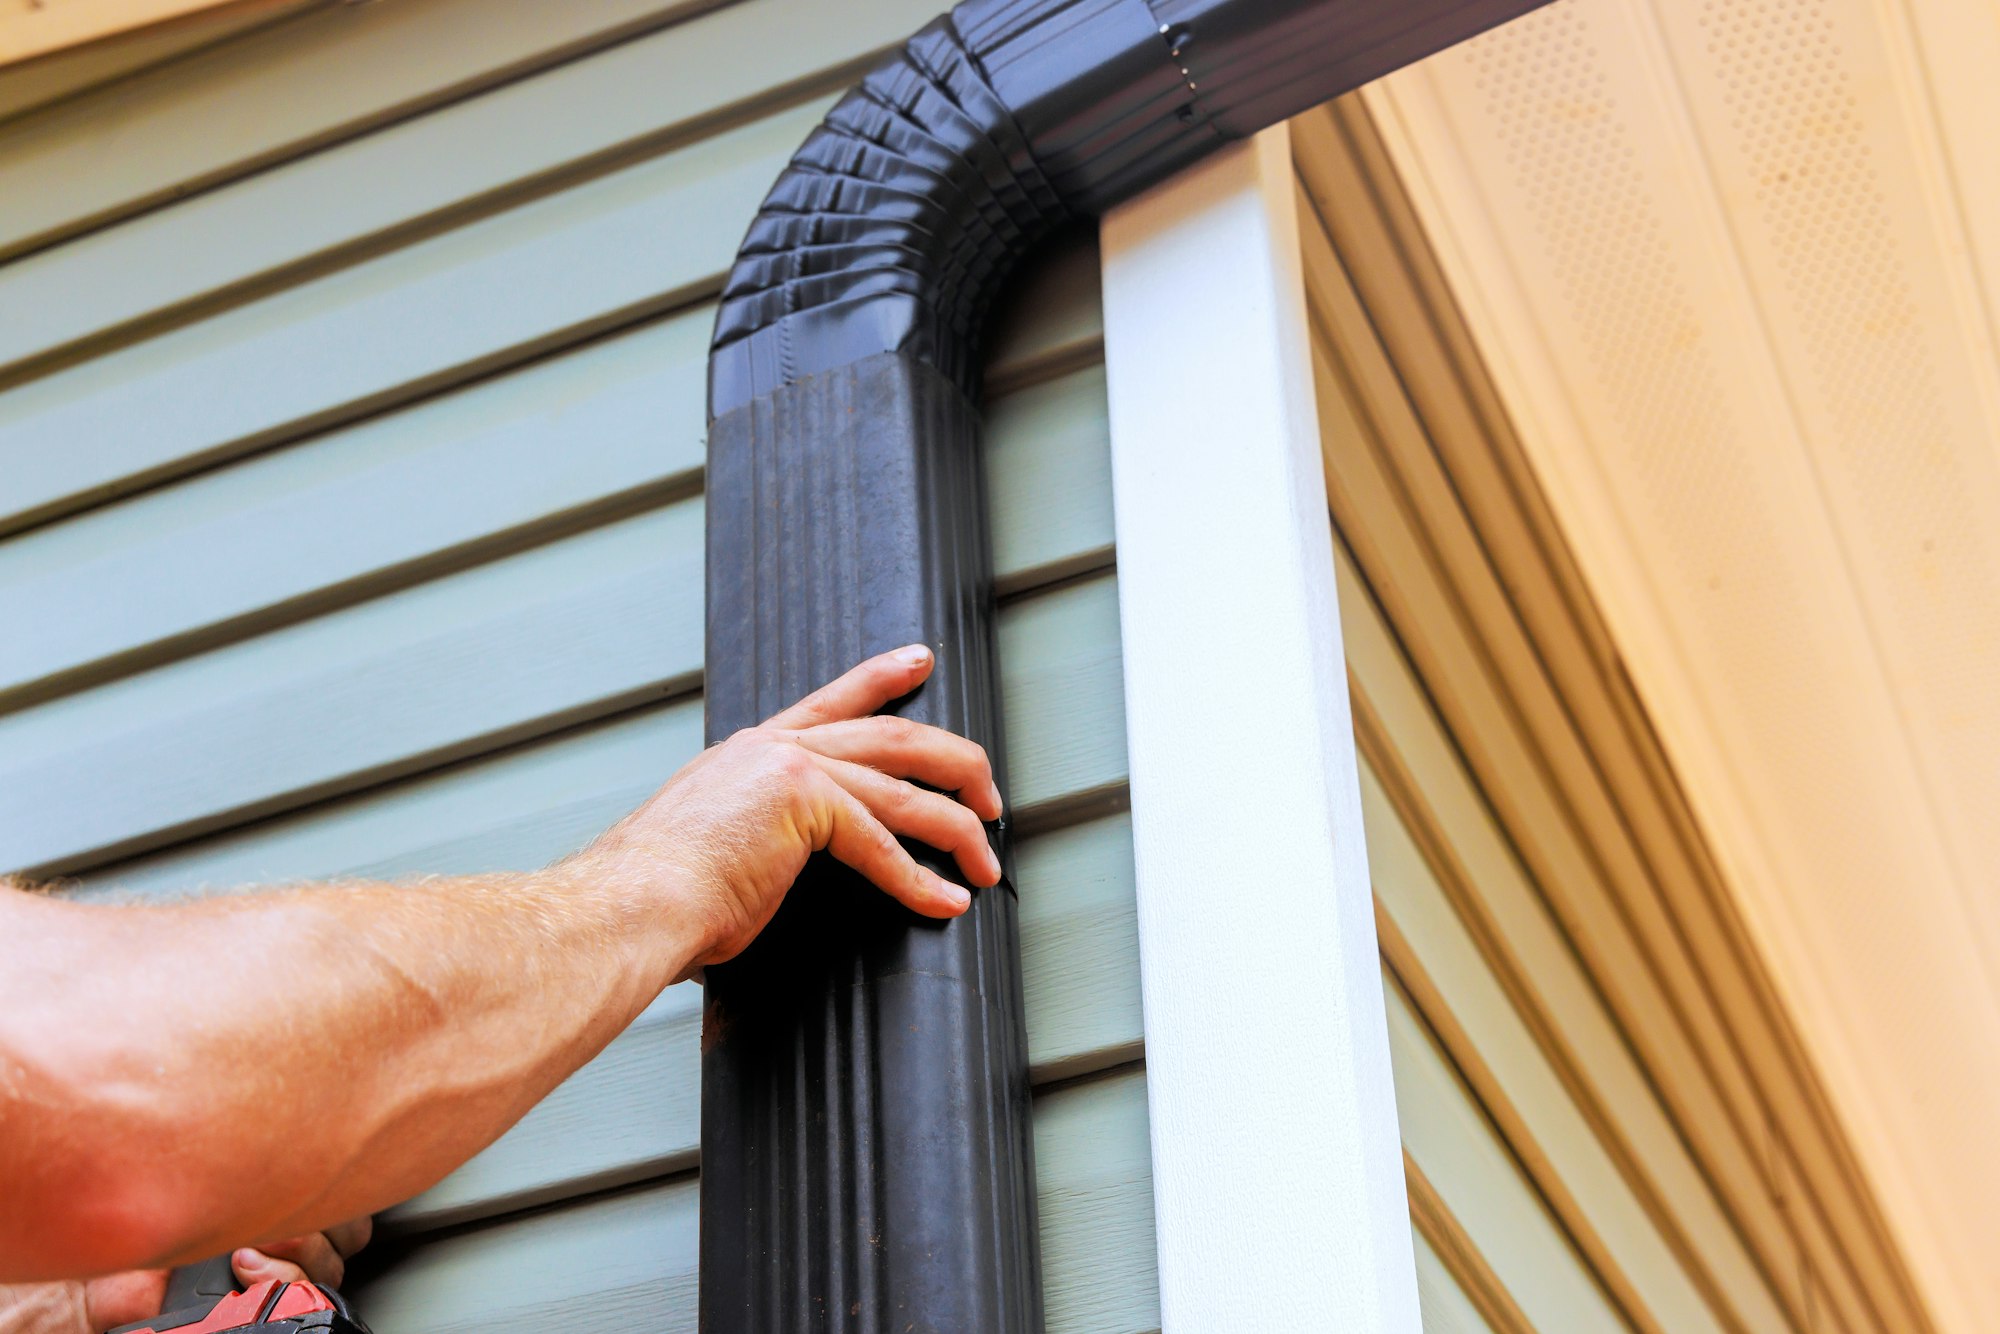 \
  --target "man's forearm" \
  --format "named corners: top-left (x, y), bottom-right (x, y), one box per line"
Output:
top-left (0, 864), bottom-right (694, 1282)
top-left (0, 646), bottom-right (1003, 1287)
